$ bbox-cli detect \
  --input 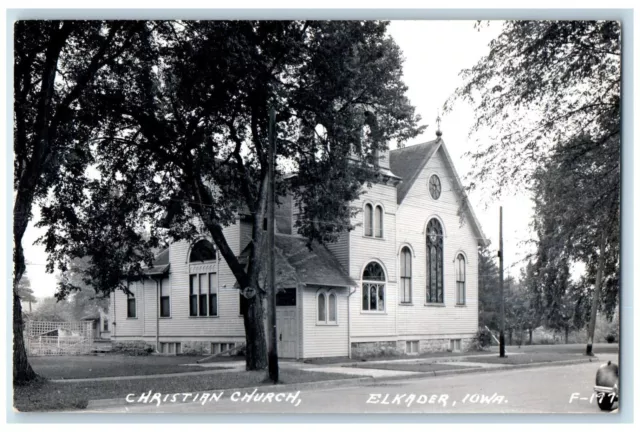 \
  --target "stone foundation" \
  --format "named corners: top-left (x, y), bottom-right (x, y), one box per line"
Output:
top-left (351, 337), bottom-right (475, 358)
top-left (351, 341), bottom-right (403, 358)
